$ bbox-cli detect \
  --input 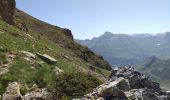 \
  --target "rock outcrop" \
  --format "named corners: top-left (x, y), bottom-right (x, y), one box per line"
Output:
top-left (2, 82), bottom-right (22, 100)
top-left (0, 0), bottom-right (16, 25)
top-left (2, 82), bottom-right (51, 100)
top-left (36, 53), bottom-right (57, 64)
top-left (0, 52), bottom-right (16, 75)
top-left (81, 66), bottom-right (170, 100)
top-left (22, 88), bottom-right (51, 100)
